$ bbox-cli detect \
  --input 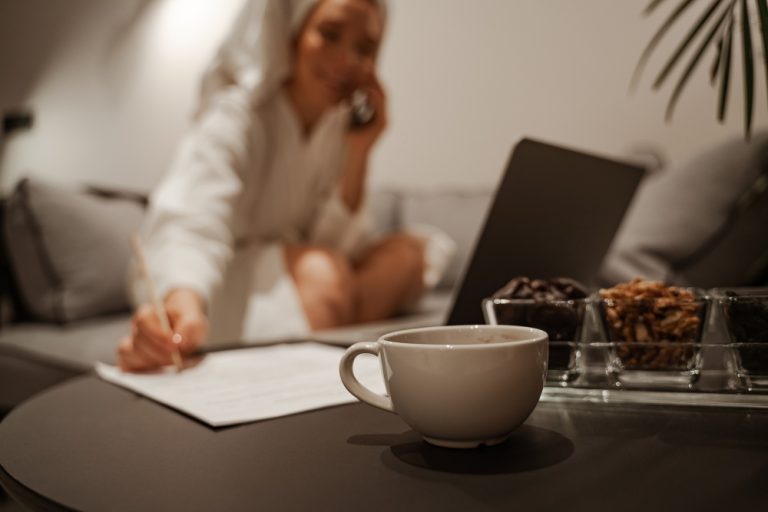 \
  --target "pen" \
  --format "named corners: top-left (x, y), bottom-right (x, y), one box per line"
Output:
top-left (130, 234), bottom-right (184, 372)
